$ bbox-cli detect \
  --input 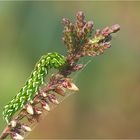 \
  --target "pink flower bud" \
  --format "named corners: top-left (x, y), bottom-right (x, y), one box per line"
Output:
top-left (104, 43), bottom-right (111, 49)
top-left (42, 101), bottom-right (50, 111)
top-left (95, 29), bottom-right (101, 36)
top-left (10, 120), bottom-right (17, 128)
top-left (21, 124), bottom-right (32, 132)
top-left (12, 132), bottom-right (24, 140)
top-left (47, 94), bottom-right (59, 105)
top-left (42, 92), bottom-right (47, 97)
top-left (62, 18), bottom-right (70, 25)
top-left (102, 27), bottom-right (112, 36)
top-left (72, 64), bottom-right (83, 71)
top-left (67, 82), bottom-right (79, 92)
top-left (55, 86), bottom-right (65, 96)
top-left (34, 107), bottom-right (42, 114)
top-left (26, 104), bottom-right (34, 115)
top-left (111, 24), bottom-right (120, 33)
top-left (76, 11), bottom-right (85, 21)
top-left (51, 98), bottom-right (59, 105)
top-left (86, 21), bottom-right (94, 30)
